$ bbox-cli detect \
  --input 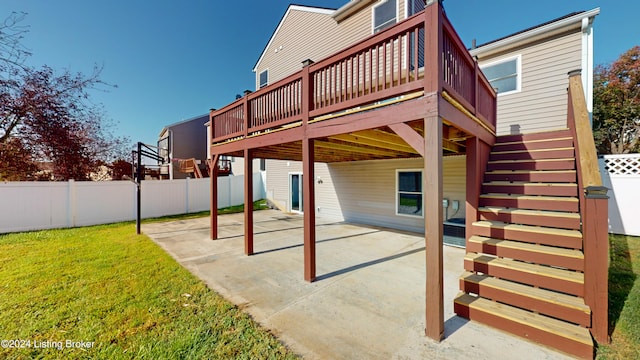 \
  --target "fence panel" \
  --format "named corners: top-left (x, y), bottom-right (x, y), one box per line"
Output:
top-left (0, 173), bottom-right (265, 234)
top-left (599, 154), bottom-right (640, 236)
